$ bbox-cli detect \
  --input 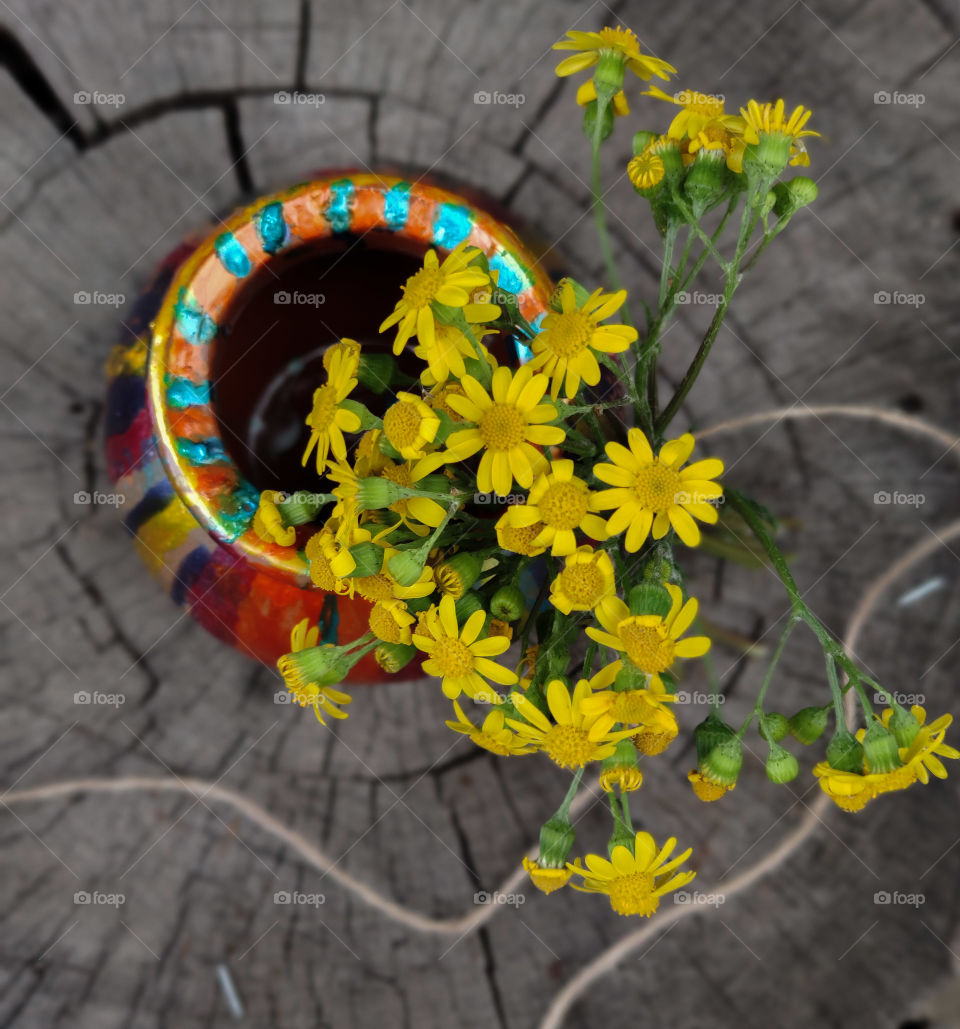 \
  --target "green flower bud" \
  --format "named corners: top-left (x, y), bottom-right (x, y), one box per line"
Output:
top-left (632, 130), bottom-right (657, 156)
top-left (436, 552), bottom-right (482, 598)
top-left (606, 818), bottom-right (636, 859)
top-left (786, 175), bottom-right (818, 208)
top-left (759, 712), bottom-right (790, 742)
top-left (788, 705), bottom-right (830, 745)
top-left (628, 582), bottom-right (673, 618)
top-left (599, 740), bottom-right (642, 792)
top-left (699, 736), bottom-right (743, 786)
top-left (275, 491), bottom-right (325, 525)
top-left (826, 730), bottom-right (864, 773)
top-left (683, 147), bottom-right (728, 211)
top-left (356, 476), bottom-right (406, 510)
top-left (347, 542), bottom-right (383, 578)
top-left (490, 583), bottom-right (525, 622)
top-left (694, 713), bottom-right (736, 762)
top-left (765, 742), bottom-right (799, 784)
top-left (387, 547), bottom-right (428, 587)
top-left (277, 644), bottom-right (352, 690)
top-left (593, 53), bottom-right (626, 97)
top-left (886, 705), bottom-right (921, 748)
top-left (761, 187), bottom-right (779, 217)
top-left (539, 815), bottom-right (576, 867)
top-left (374, 641), bottom-right (417, 674)
top-left (861, 720), bottom-right (902, 775)
top-left (356, 353), bottom-right (397, 394)
top-left (582, 100), bottom-right (615, 144)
